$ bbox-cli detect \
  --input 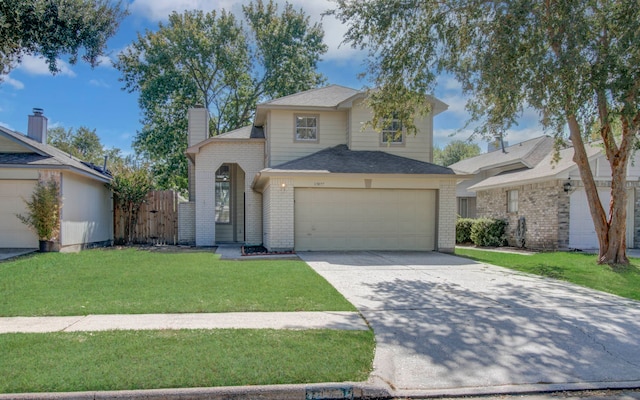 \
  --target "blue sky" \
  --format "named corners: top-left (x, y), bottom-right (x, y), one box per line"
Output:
top-left (0, 0), bottom-right (540, 156)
